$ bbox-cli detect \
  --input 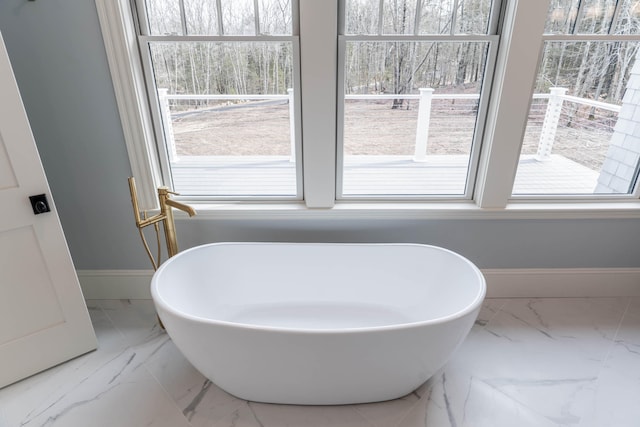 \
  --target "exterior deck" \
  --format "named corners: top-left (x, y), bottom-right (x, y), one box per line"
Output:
top-left (170, 154), bottom-right (599, 197)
